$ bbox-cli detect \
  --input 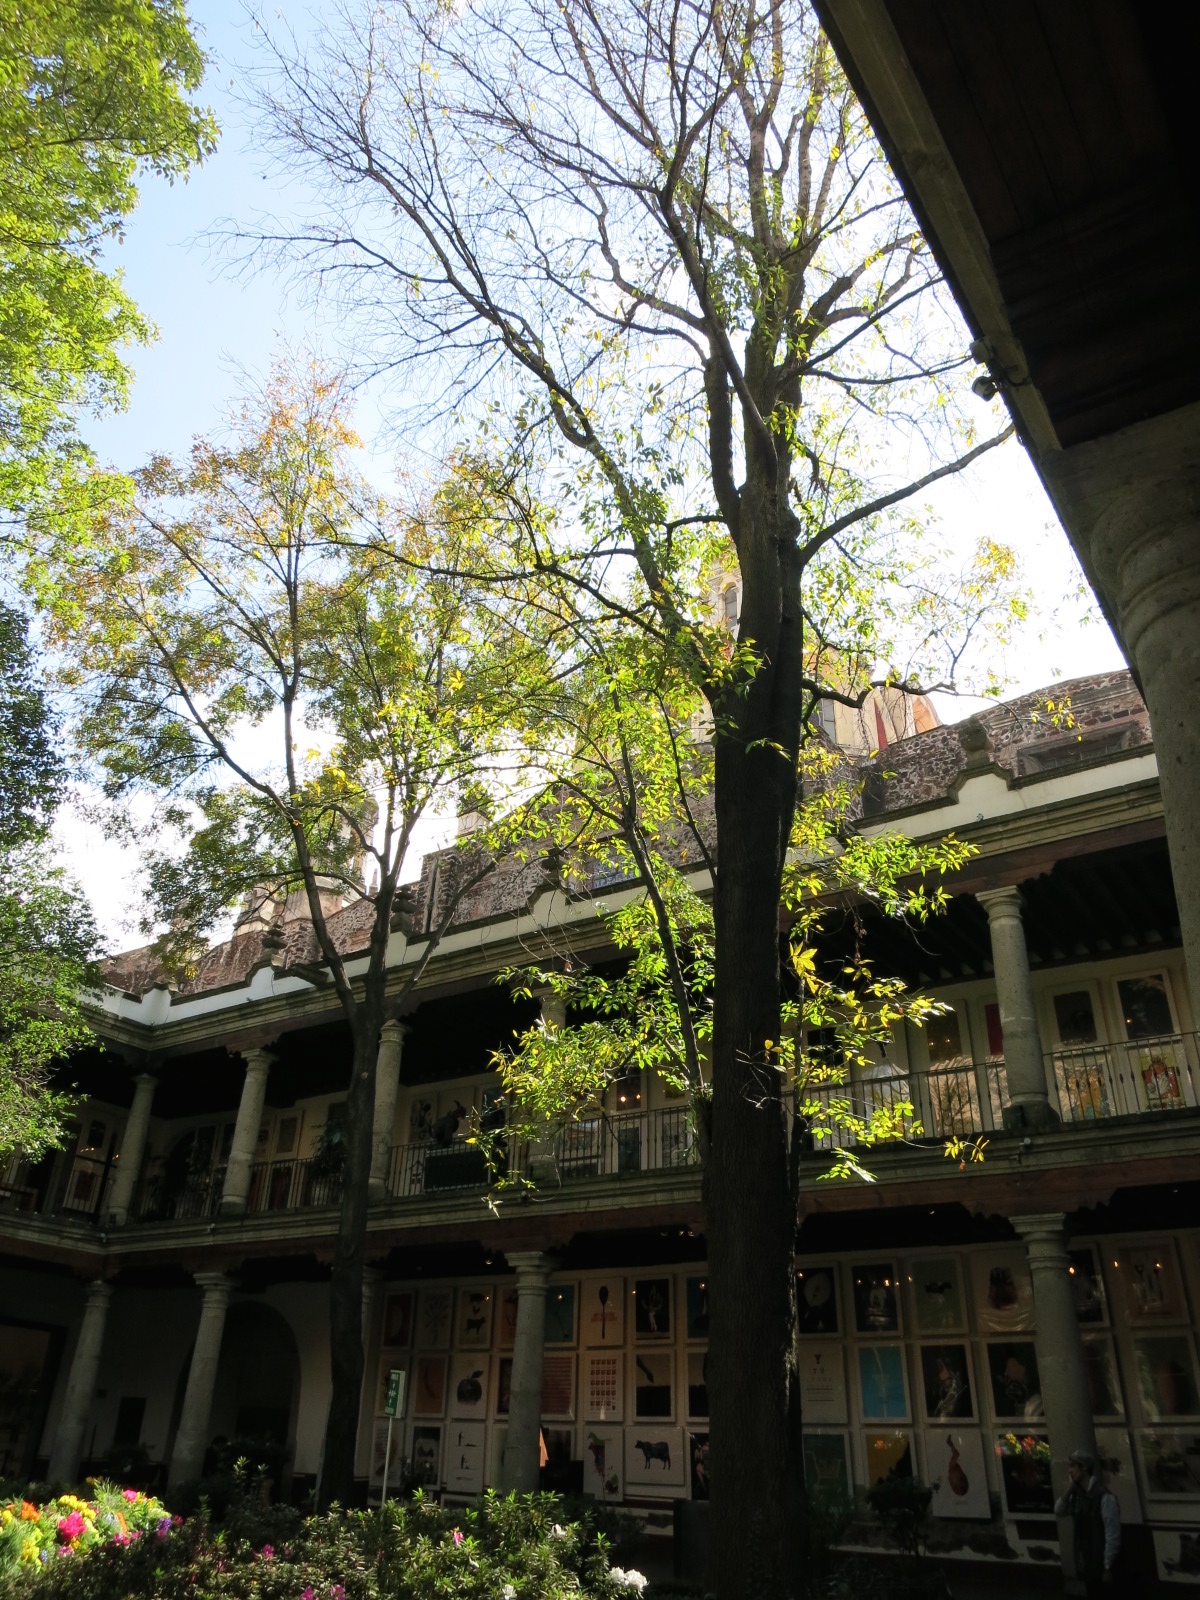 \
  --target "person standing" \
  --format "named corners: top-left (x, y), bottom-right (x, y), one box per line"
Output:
top-left (1055, 1448), bottom-right (1122, 1595)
